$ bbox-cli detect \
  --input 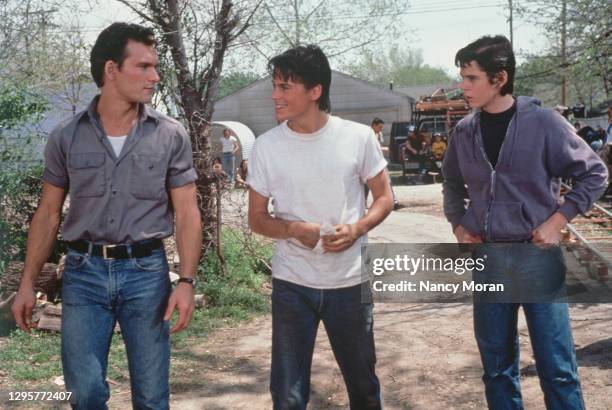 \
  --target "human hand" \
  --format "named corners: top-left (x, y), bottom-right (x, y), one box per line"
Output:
top-left (454, 225), bottom-right (483, 244)
top-left (532, 212), bottom-right (567, 248)
top-left (322, 224), bottom-right (361, 253)
top-left (11, 286), bottom-right (36, 333)
top-left (163, 283), bottom-right (196, 333)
